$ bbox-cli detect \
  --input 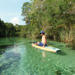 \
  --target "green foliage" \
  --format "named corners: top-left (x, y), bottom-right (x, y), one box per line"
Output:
top-left (21, 0), bottom-right (75, 48)
top-left (5, 23), bottom-right (15, 37)
top-left (0, 0), bottom-right (75, 49)
top-left (0, 19), bottom-right (15, 37)
top-left (0, 19), bottom-right (25, 38)
top-left (0, 19), bottom-right (6, 37)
